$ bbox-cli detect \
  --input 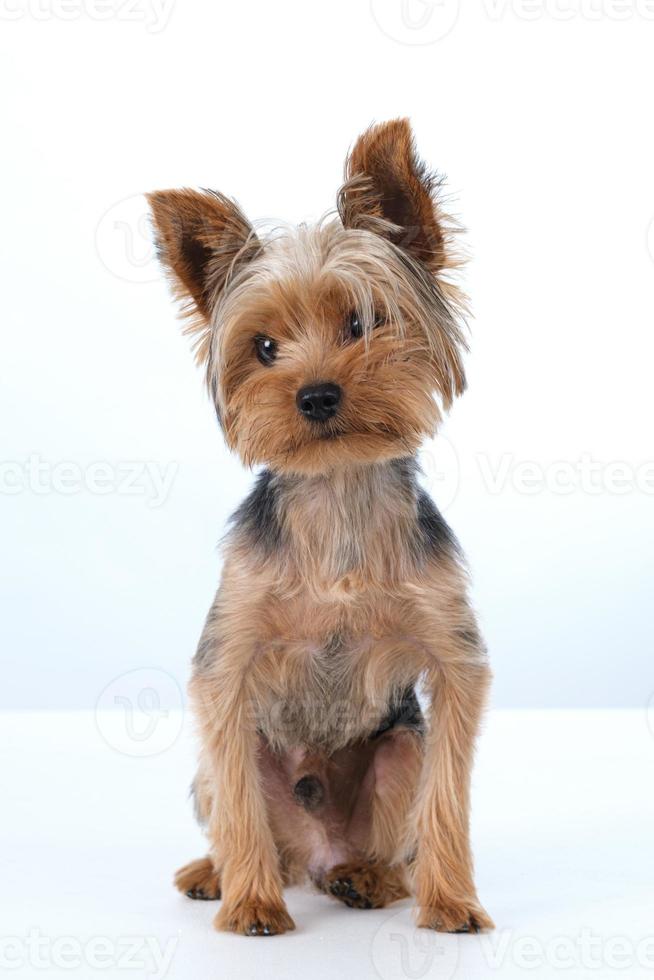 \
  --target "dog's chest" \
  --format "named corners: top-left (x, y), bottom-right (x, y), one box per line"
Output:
top-left (239, 463), bottom-right (444, 753)
top-left (256, 631), bottom-right (400, 754)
